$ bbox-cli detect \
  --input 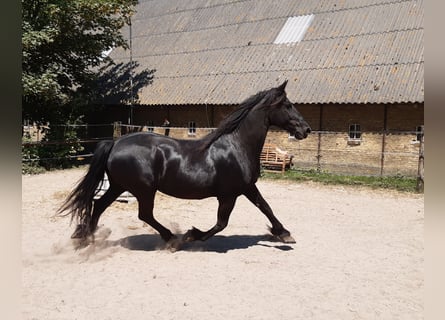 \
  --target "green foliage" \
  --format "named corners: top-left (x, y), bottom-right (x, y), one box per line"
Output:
top-left (39, 120), bottom-right (85, 170)
top-left (22, 120), bottom-right (85, 172)
top-left (22, 0), bottom-right (138, 123)
top-left (22, 0), bottom-right (140, 170)
top-left (22, 133), bottom-right (45, 174)
top-left (261, 169), bottom-right (420, 193)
